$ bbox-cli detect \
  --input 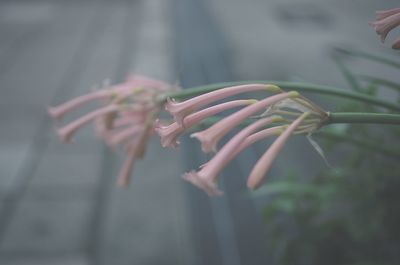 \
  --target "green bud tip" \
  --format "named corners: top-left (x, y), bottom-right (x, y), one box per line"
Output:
top-left (271, 115), bottom-right (284, 123)
top-left (275, 128), bottom-right (285, 135)
top-left (246, 99), bottom-right (259, 104)
top-left (265, 84), bottom-right (282, 92)
top-left (301, 112), bottom-right (311, 119)
top-left (288, 91), bottom-right (300, 97)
